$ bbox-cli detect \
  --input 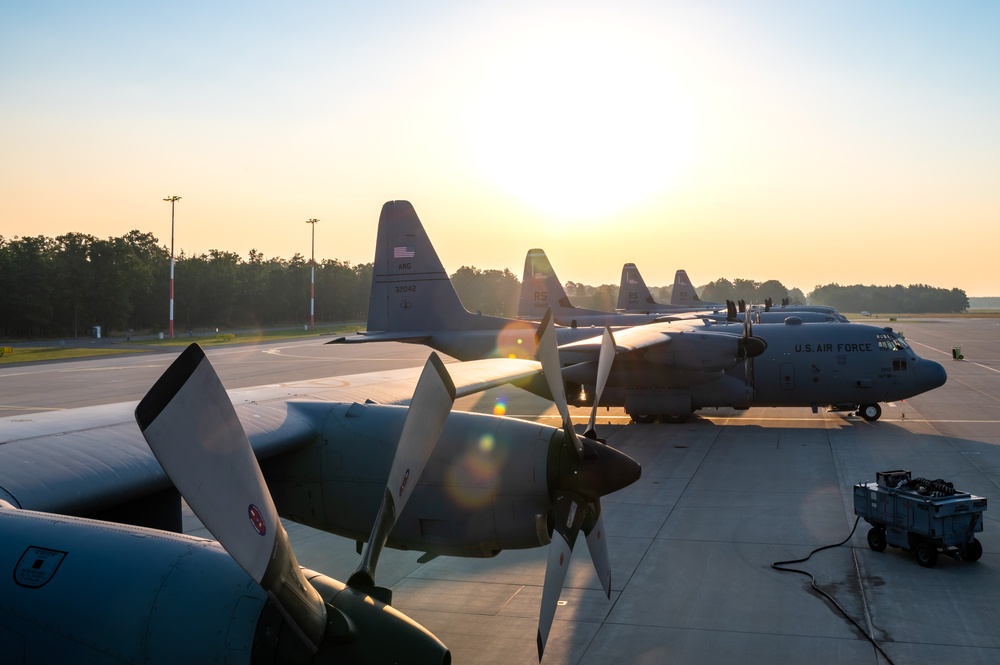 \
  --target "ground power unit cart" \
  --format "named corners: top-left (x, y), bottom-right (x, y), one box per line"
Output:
top-left (854, 470), bottom-right (986, 568)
